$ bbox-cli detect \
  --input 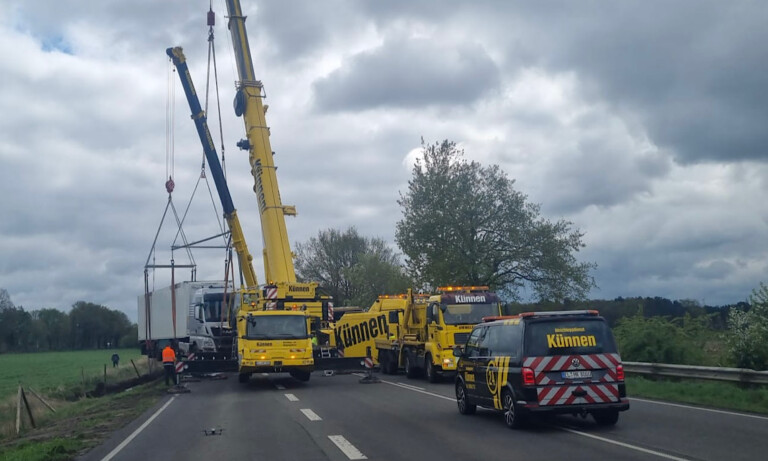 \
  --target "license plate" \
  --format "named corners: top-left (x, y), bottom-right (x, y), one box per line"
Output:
top-left (562, 370), bottom-right (591, 379)
top-left (256, 360), bottom-right (270, 366)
